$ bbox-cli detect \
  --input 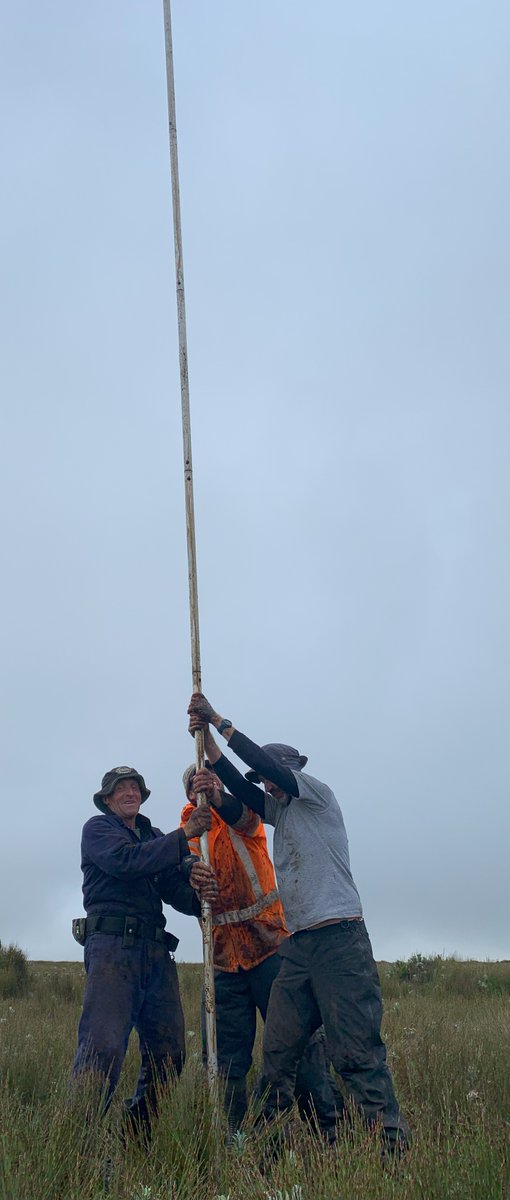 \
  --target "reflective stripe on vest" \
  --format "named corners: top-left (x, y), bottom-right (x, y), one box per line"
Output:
top-left (212, 887), bottom-right (280, 927)
top-left (227, 827), bottom-right (264, 898)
